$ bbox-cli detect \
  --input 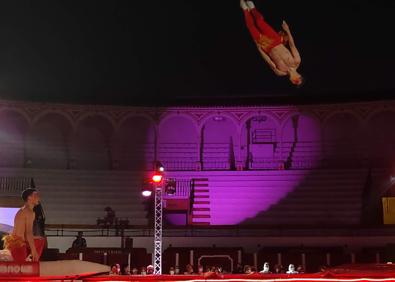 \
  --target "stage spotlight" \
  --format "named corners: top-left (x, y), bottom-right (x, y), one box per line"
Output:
top-left (155, 161), bottom-right (165, 172)
top-left (152, 174), bottom-right (163, 183)
top-left (141, 180), bottom-right (153, 197)
top-left (142, 189), bottom-right (152, 197)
